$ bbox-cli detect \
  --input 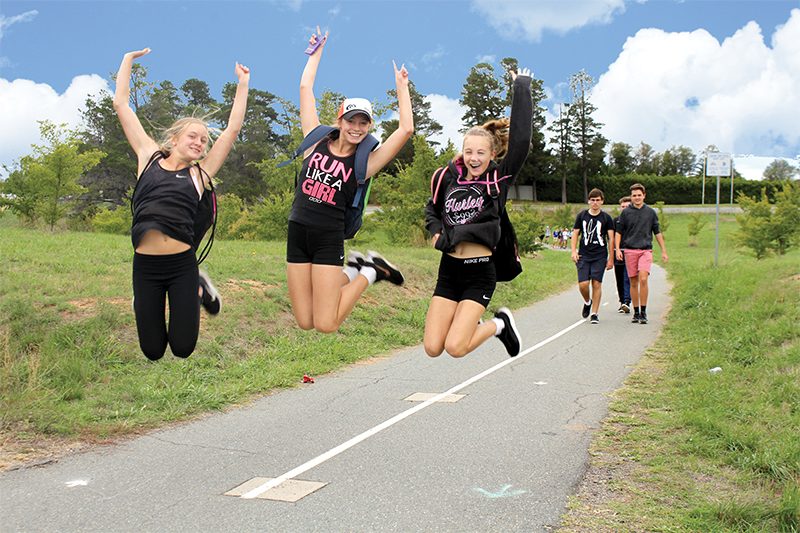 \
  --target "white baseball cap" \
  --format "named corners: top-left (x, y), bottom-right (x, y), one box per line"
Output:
top-left (338, 97), bottom-right (373, 121)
